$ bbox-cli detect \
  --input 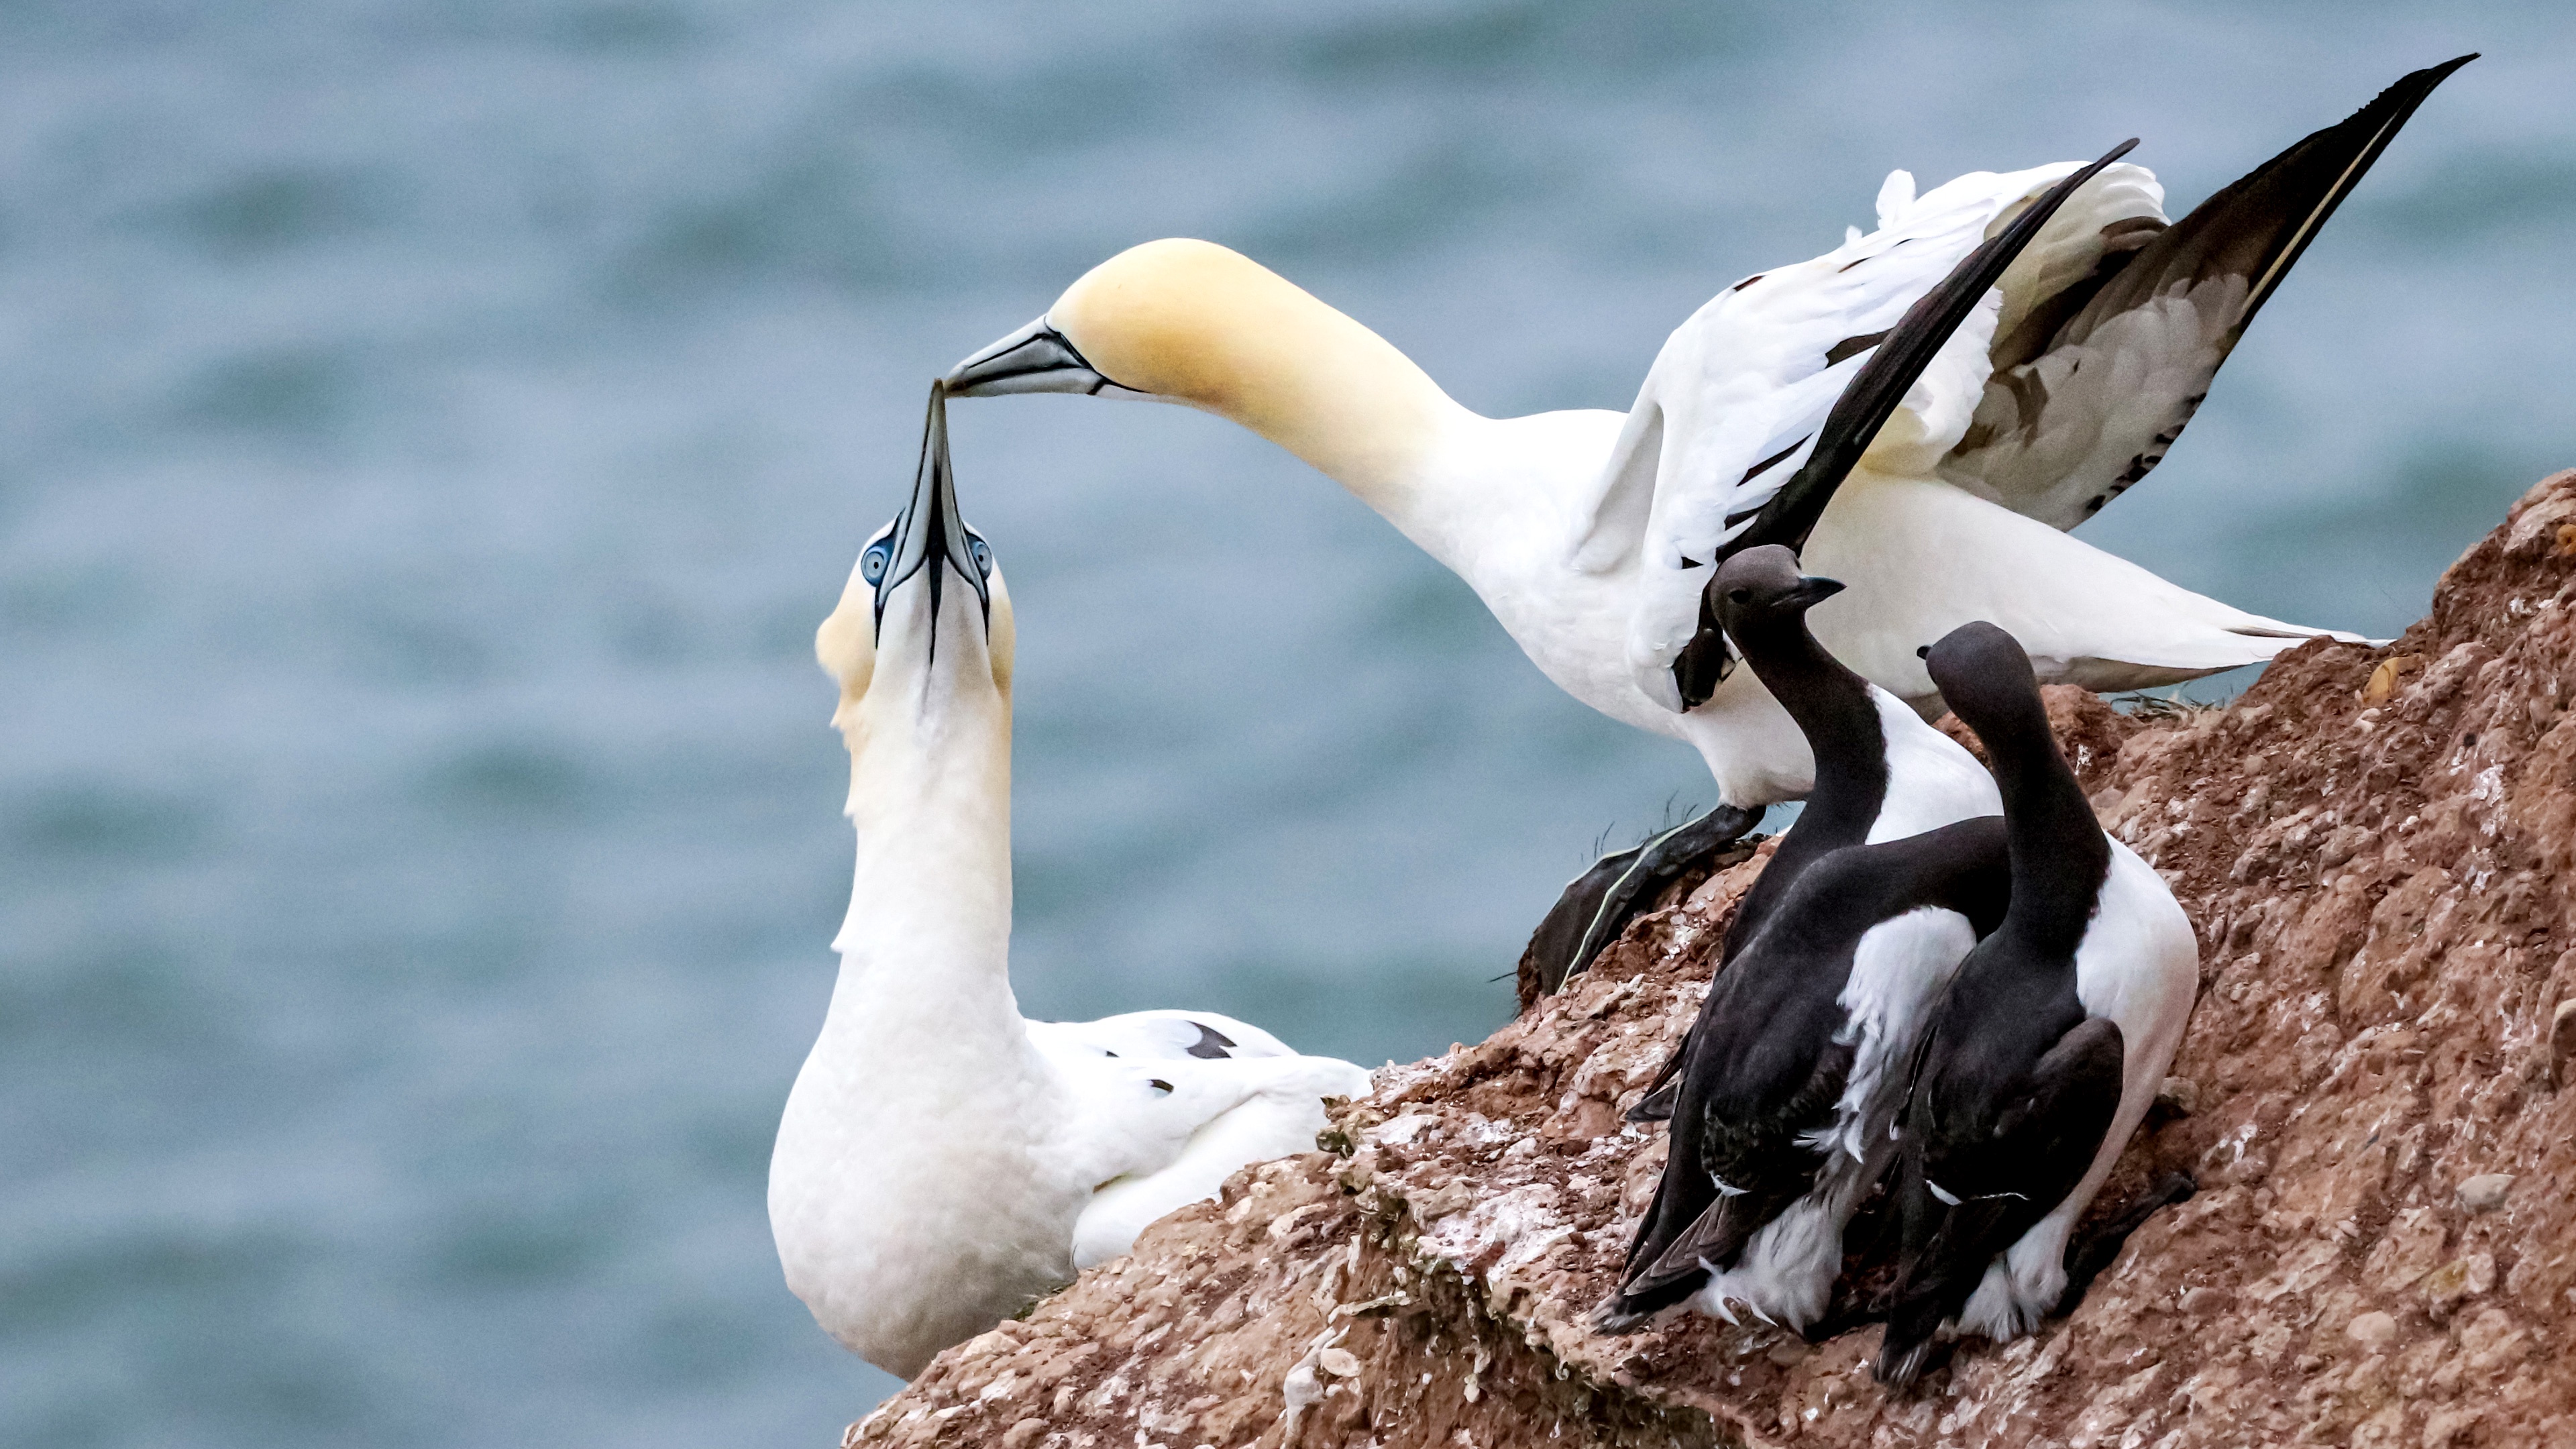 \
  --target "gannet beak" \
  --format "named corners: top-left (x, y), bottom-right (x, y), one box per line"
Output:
top-left (1782, 575), bottom-right (1847, 609)
top-left (945, 315), bottom-right (1144, 398)
top-left (877, 380), bottom-right (990, 631)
